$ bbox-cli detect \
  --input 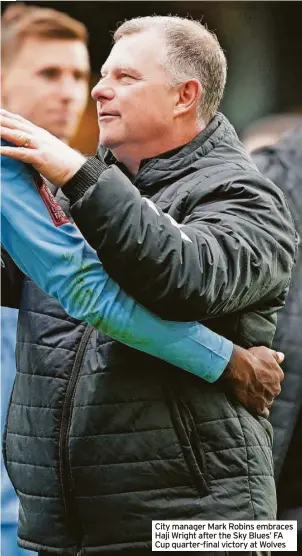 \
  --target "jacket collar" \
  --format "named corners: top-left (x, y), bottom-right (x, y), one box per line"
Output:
top-left (98, 112), bottom-right (232, 191)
